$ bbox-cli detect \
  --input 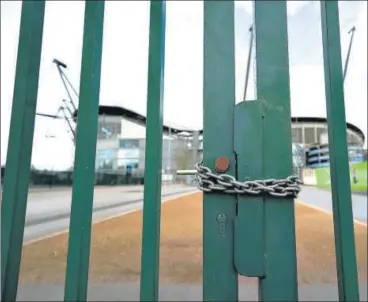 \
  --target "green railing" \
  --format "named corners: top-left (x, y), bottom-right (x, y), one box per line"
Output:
top-left (1, 1), bottom-right (360, 301)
